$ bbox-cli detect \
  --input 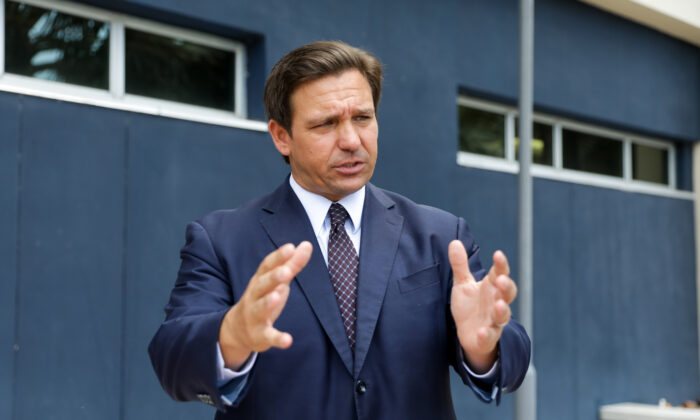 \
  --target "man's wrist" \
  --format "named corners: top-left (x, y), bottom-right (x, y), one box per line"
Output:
top-left (462, 346), bottom-right (498, 374)
top-left (219, 306), bottom-right (253, 370)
